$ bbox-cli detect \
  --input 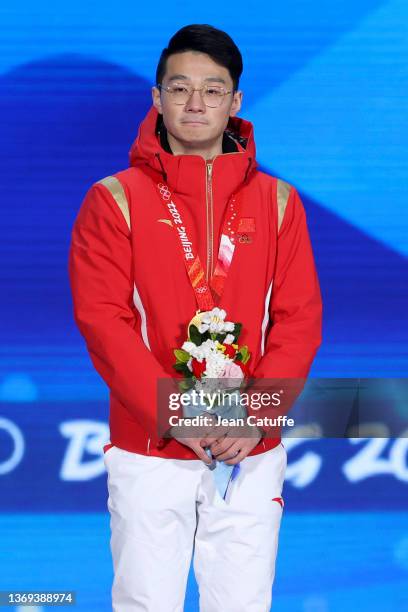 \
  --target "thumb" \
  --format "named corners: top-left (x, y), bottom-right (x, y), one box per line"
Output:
top-left (195, 445), bottom-right (212, 464)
